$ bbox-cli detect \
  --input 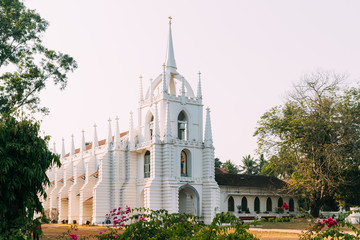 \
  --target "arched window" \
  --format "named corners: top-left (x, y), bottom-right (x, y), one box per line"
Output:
top-left (278, 197), bottom-right (283, 208)
top-left (254, 197), bottom-right (260, 212)
top-left (177, 111), bottom-right (187, 140)
top-left (266, 197), bottom-right (272, 212)
top-left (289, 198), bottom-right (294, 212)
top-left (241, 197), bottom-right (248, 212)
top-left (180, 150), bottom-right (188, 176)
top-left (144, 151), bottom-right (150, 178)
top-left (228, 196), bottom-right (234, 212)
top-left (149, 115), bottom-right (154, 139)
